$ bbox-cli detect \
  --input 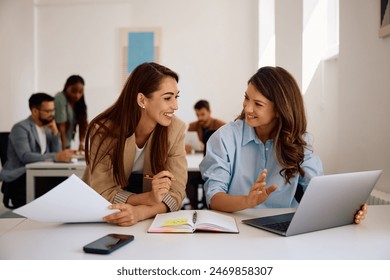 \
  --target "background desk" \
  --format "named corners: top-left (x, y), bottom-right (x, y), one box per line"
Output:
top-left (25, 154), bottom-right (204, 203)
top-left (1, 206), bottom-right (389, 260)
top-left (26, 161), bottom-right (86, 203)
top-left (186, 152), bottom-right (203, 172)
